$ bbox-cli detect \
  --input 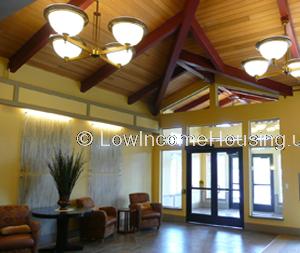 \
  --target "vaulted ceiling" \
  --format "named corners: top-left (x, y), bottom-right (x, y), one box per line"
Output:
top-left (0, 0), bottom-right (299, 114)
